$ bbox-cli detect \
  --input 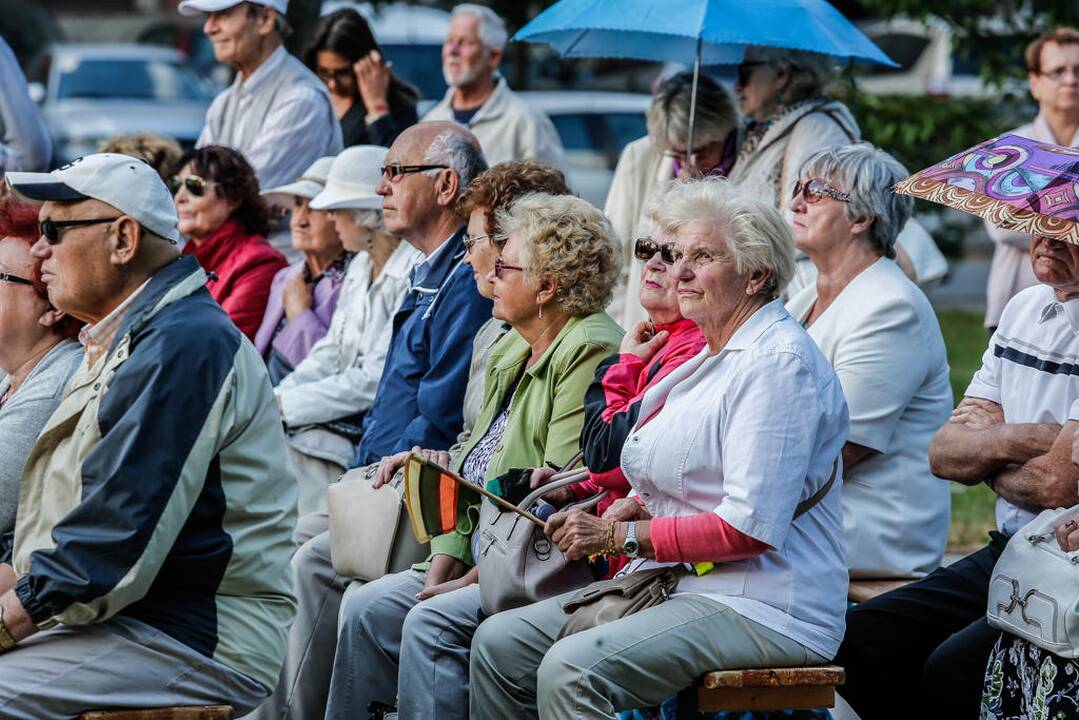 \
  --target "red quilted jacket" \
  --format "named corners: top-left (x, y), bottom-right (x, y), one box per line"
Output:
top-left (182, 218), bottom-right (287, 340)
